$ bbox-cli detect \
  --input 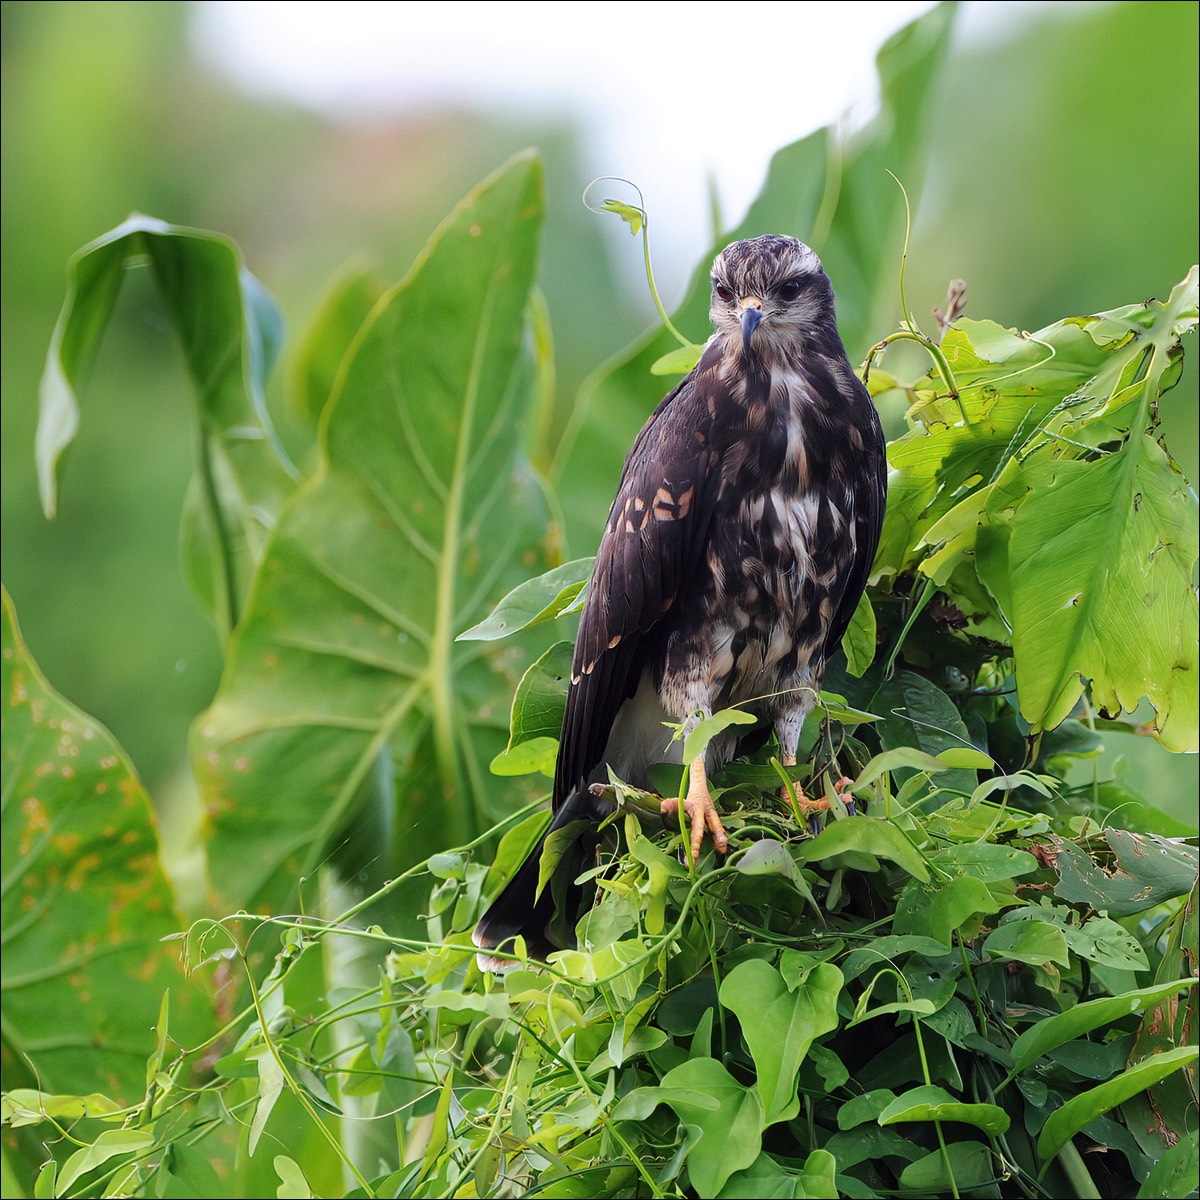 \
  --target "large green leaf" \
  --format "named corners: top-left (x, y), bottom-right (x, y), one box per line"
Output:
top-left (1053, 830), bottom-right (1199, 916)
top-left (613, 1056), bottom-right (764, 1196)
top-left (892, 270), bottom-right (1199, 750)
top-left (0, 588), bottom-right (198, 1101)
top-left (999, 436), bottom-right (1198, 748)
top-left (35, 215), bottom-right (298, 639)
top-left (552, 3), bottom-right (956, 548)
top-left (193, 154), bottom-right (552, 913)
top-left (719, 960), bottom-right (842, 1126)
